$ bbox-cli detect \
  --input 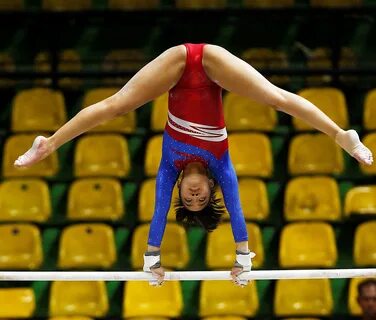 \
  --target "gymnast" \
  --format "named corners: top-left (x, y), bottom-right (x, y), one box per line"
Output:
top-left (14, 43), bottom-right (373, 286)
